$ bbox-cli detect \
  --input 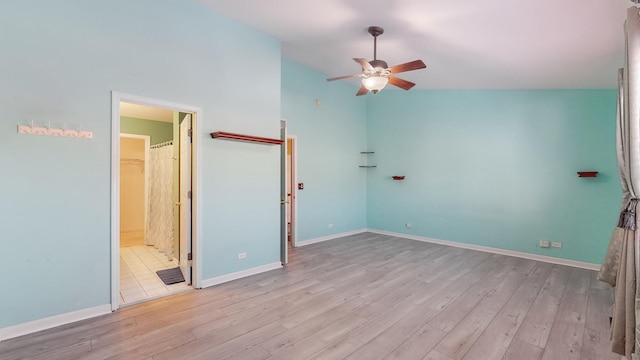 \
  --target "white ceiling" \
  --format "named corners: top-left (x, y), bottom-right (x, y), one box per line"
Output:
top-left (197, 0), bottom-right (632, 90)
